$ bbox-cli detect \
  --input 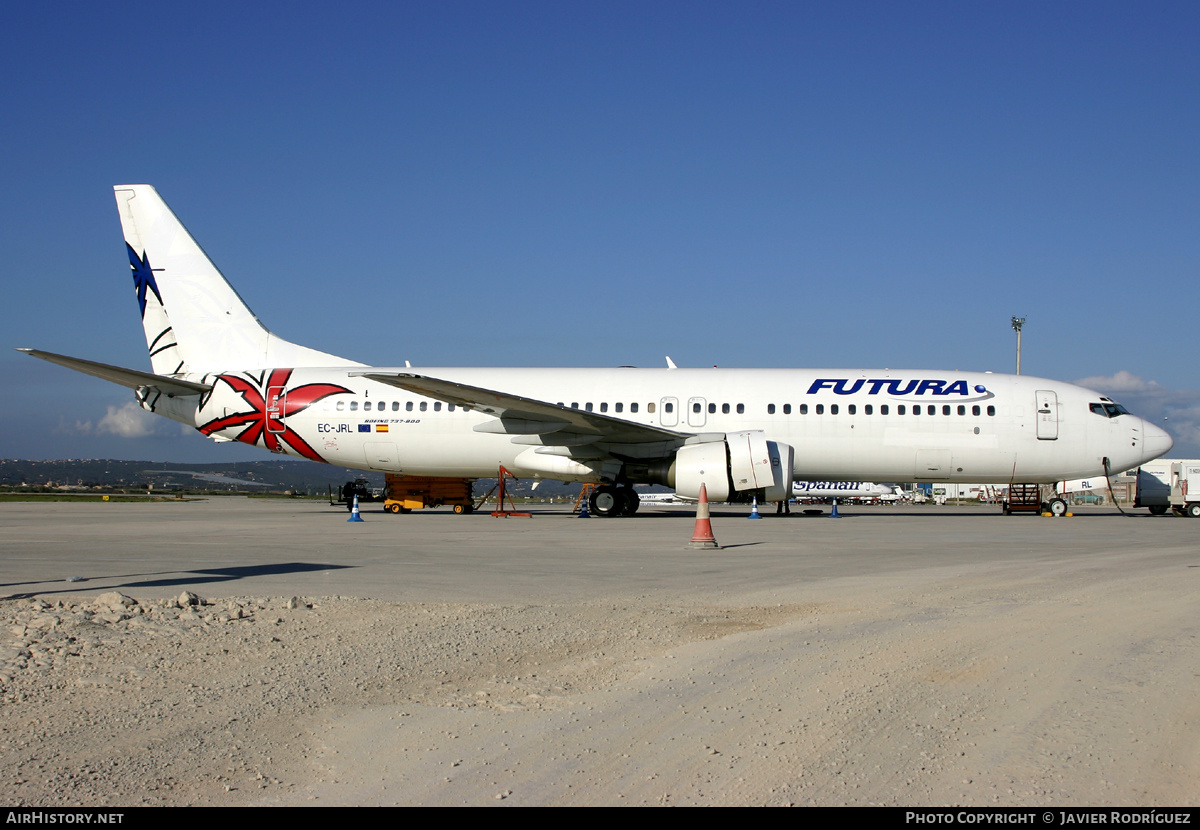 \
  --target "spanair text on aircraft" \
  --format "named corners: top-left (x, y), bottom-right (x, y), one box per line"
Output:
top-left (18, 185), bottom-right (1173, 516)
